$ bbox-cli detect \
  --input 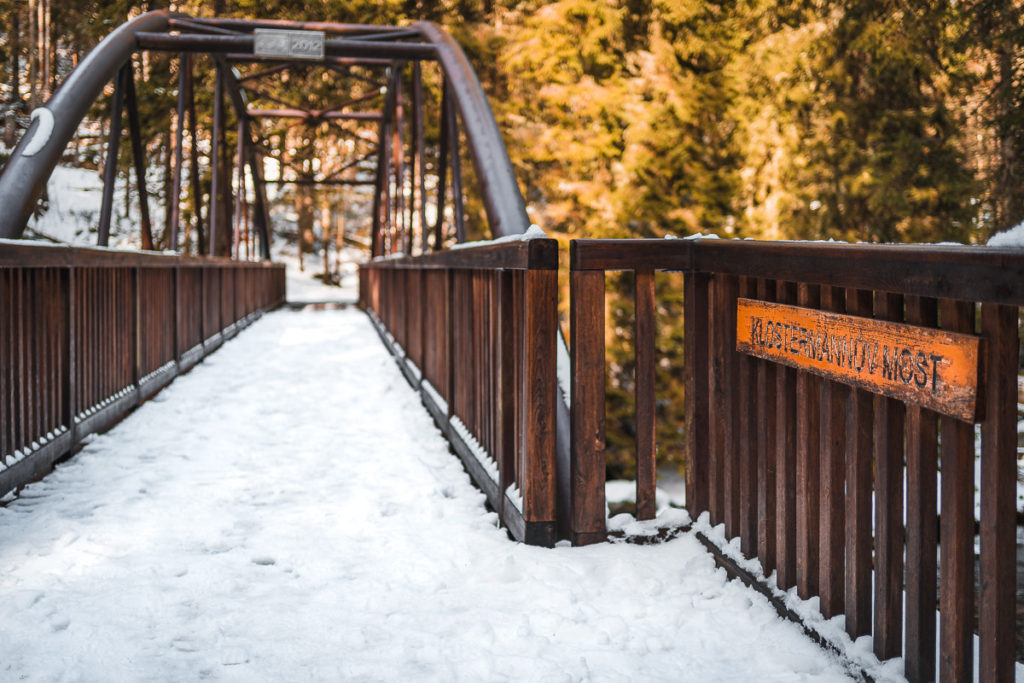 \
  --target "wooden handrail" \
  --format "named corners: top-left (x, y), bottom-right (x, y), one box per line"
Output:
top-left (571, 238), bottom-right (1024, 305)
top-left (569, 237), bottom-right (1022, 681)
